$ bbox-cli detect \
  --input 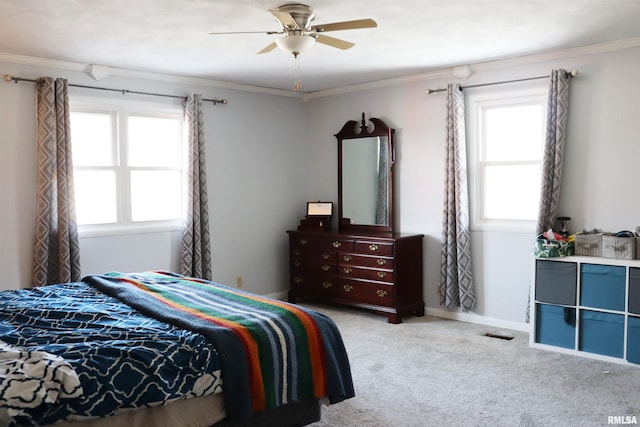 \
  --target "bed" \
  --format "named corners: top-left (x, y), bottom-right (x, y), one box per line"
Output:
top-left (0, 271), bottom-right (354, 427)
